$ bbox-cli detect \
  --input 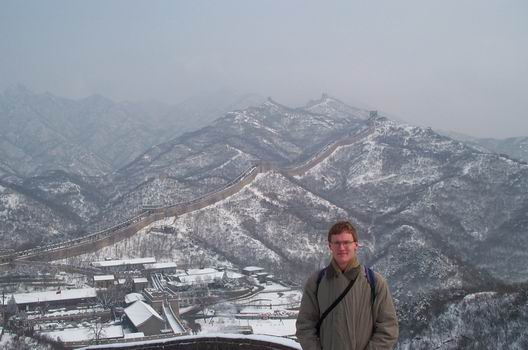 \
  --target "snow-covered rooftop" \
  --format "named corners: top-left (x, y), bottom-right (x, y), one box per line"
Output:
top-left (123, 332), bottom-right (145, 339)
top-left (243, 266), bottom-right (265, 272)
top-left (177, 274), bottom-right (218, 284)
top-left (5, 288), bottom-right (97, 305)
top-left (92, 257), bottom-right (156, 268)
top-left (170, 270), bottom-right (242, 287)
top-left (124, 300), bottom-right (163, 327)
top-left (40, 324), bottom-right (124, 342)
top-left (185, 267), bottom-right (219, 275)
top-left (143, 262), bottom-right (177, 270)
top-left (173, 268), bottom-right (233, 285)
top-left (93, 275), bottom-right (115, 281)
top-left (125, 293), bottom-right (146, 304)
